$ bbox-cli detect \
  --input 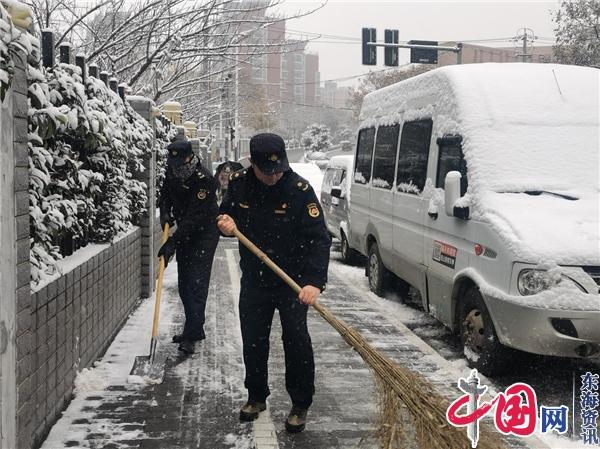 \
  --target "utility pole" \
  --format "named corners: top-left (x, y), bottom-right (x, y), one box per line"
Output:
top-left (514, 28), bottom-right (536, 62)
top-left (234, 45), bottom-right (240, 160)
